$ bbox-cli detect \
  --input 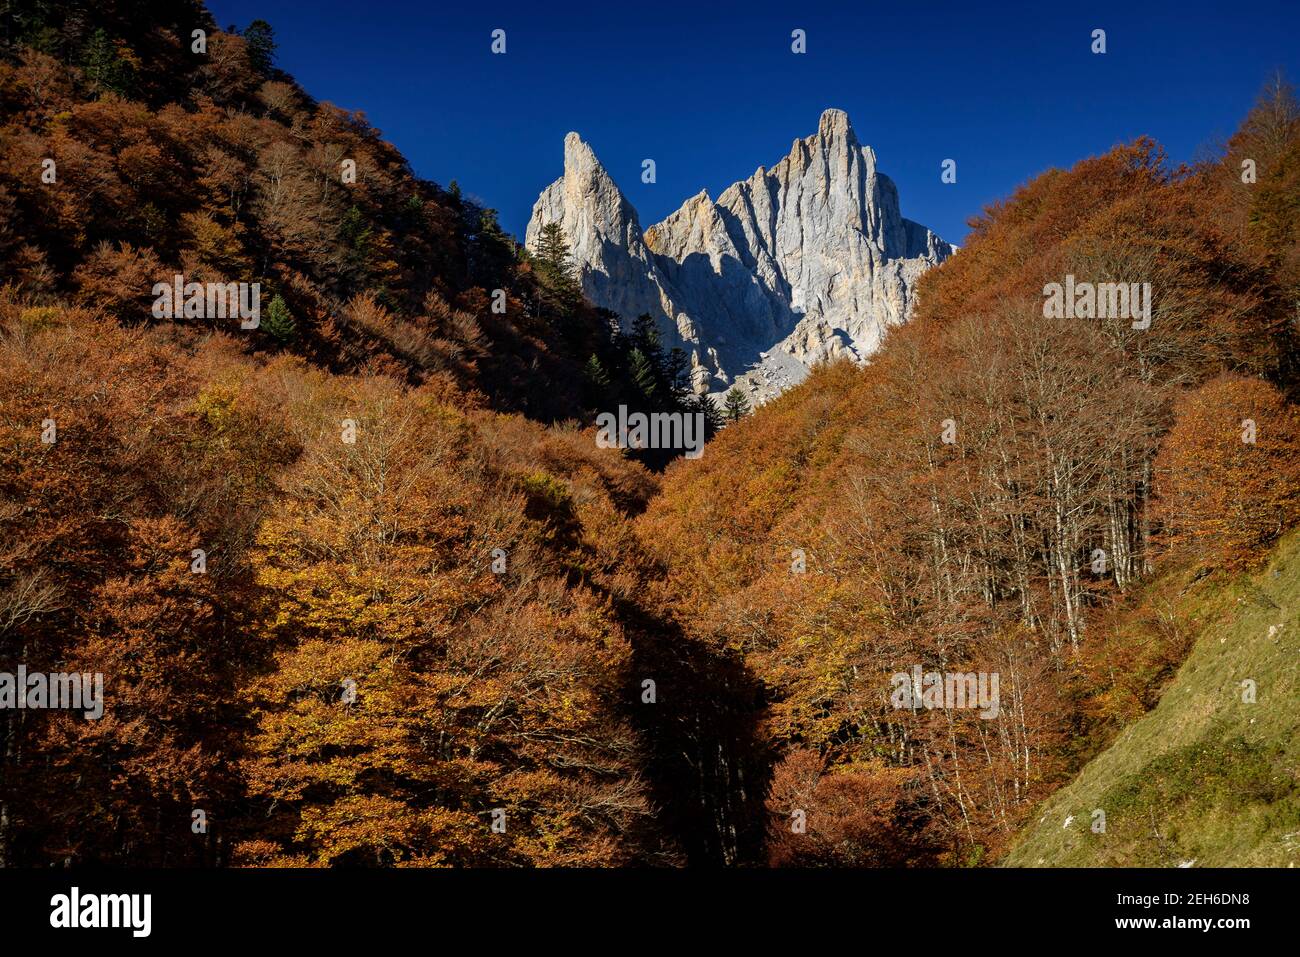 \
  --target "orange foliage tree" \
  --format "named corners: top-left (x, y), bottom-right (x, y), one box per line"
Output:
top-left (1155, 375), bottom-right (1300, 568)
